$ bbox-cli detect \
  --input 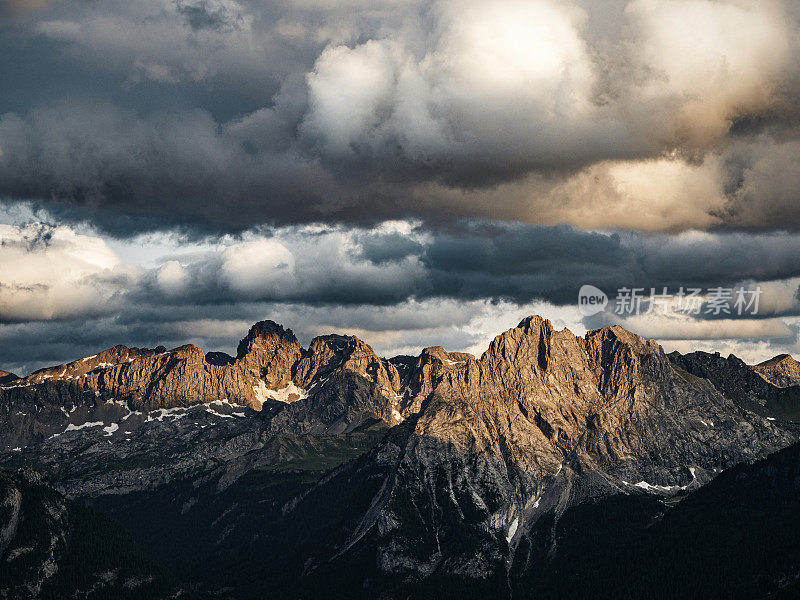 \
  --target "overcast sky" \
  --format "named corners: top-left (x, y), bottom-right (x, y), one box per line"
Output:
top-left (2, 0), bottom-right (800, 374)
